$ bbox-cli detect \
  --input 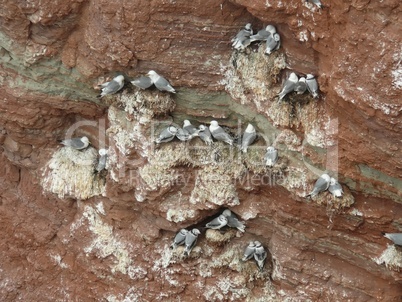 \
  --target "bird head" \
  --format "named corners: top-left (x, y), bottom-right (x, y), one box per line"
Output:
top-left (99, 148), bottom-right (108, 156)
top-left (306, 74), bottom-right (315, 80)
top-left (192, 229), bottom-right (201, 235)
top-left (266, 146), bottom-right (275, 152)
top-left (81, 136), bottom-right (90, 144)
top-left (114, 75), bottom-right (125, 84)
top-left (329, 177), bottom-right (337, 185)
top-left (168, 126), bottom-right (178, 134)
top-left (183, 120), bottom-right (191, 127)
top-left (245, 123), bottom-right (255, 133)
top-left (265, 25), bottom-right (276, 34)
top-left (289, 72), bottom-right (299, 82)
